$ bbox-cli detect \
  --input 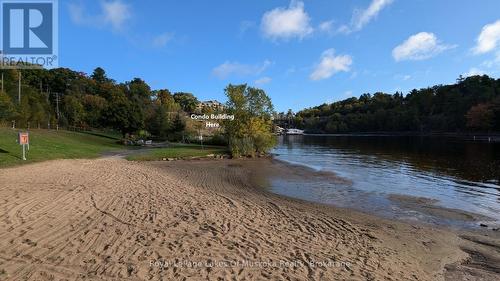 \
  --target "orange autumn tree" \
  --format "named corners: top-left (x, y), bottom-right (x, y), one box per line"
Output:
top-left (466, 103), bottom-right (494, 131)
